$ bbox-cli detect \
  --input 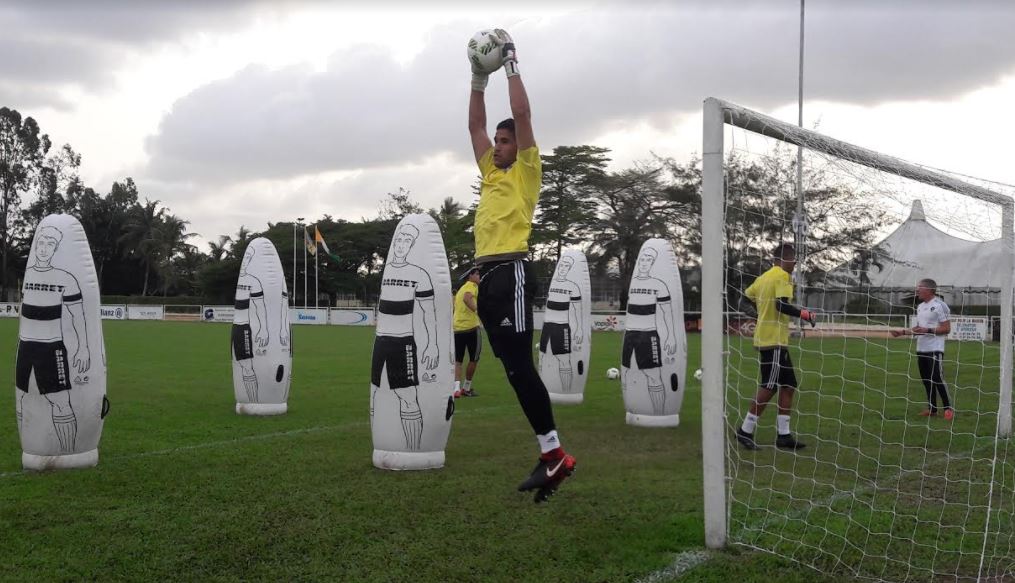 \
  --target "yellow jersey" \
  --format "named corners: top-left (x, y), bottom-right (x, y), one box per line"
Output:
top-left (744, 266), bottom-right (794, 349)
top-left (474, 145), bottom-right (541, 261)
top-left (453, 281), bottom-right (480, 332)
